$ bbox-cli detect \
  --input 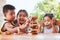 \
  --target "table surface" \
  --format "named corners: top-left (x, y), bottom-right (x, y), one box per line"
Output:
top-left (0, 33), bottom-right (60, 40)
